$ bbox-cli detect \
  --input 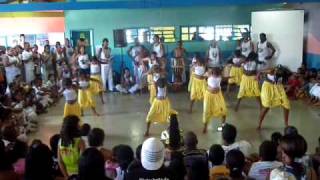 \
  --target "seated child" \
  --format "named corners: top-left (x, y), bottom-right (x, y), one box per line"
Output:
top-left (209, 144), bottom-right (230, 180)
top-left (115, 68), bottom-right (139, 94)
top-left (286, 73), bottom-right (302, 100)
top-left (32, 78), bottom-right (53, 108)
